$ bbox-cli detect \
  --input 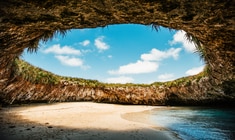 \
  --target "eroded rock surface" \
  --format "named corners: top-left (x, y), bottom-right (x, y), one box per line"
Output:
top-left (0, 0), bottom-right (234, 105)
